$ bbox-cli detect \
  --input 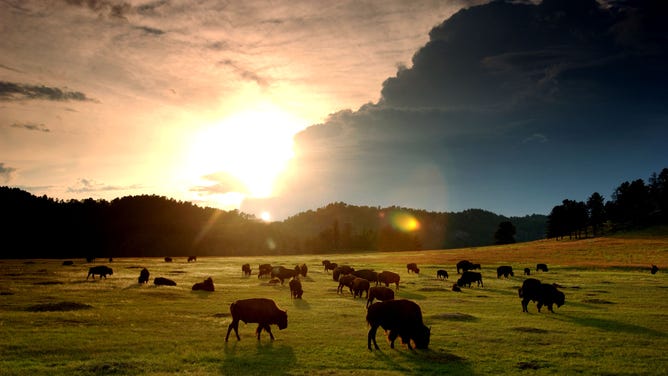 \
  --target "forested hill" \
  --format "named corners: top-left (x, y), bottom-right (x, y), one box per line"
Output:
top-left (0, 187), bottom-right (546, 259)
